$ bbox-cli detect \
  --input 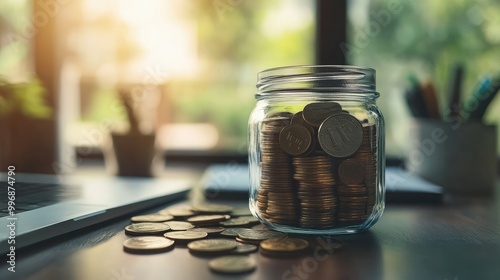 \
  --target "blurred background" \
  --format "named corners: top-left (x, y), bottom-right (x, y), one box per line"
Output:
top-left (1, 0), bottom-right (500, 173)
